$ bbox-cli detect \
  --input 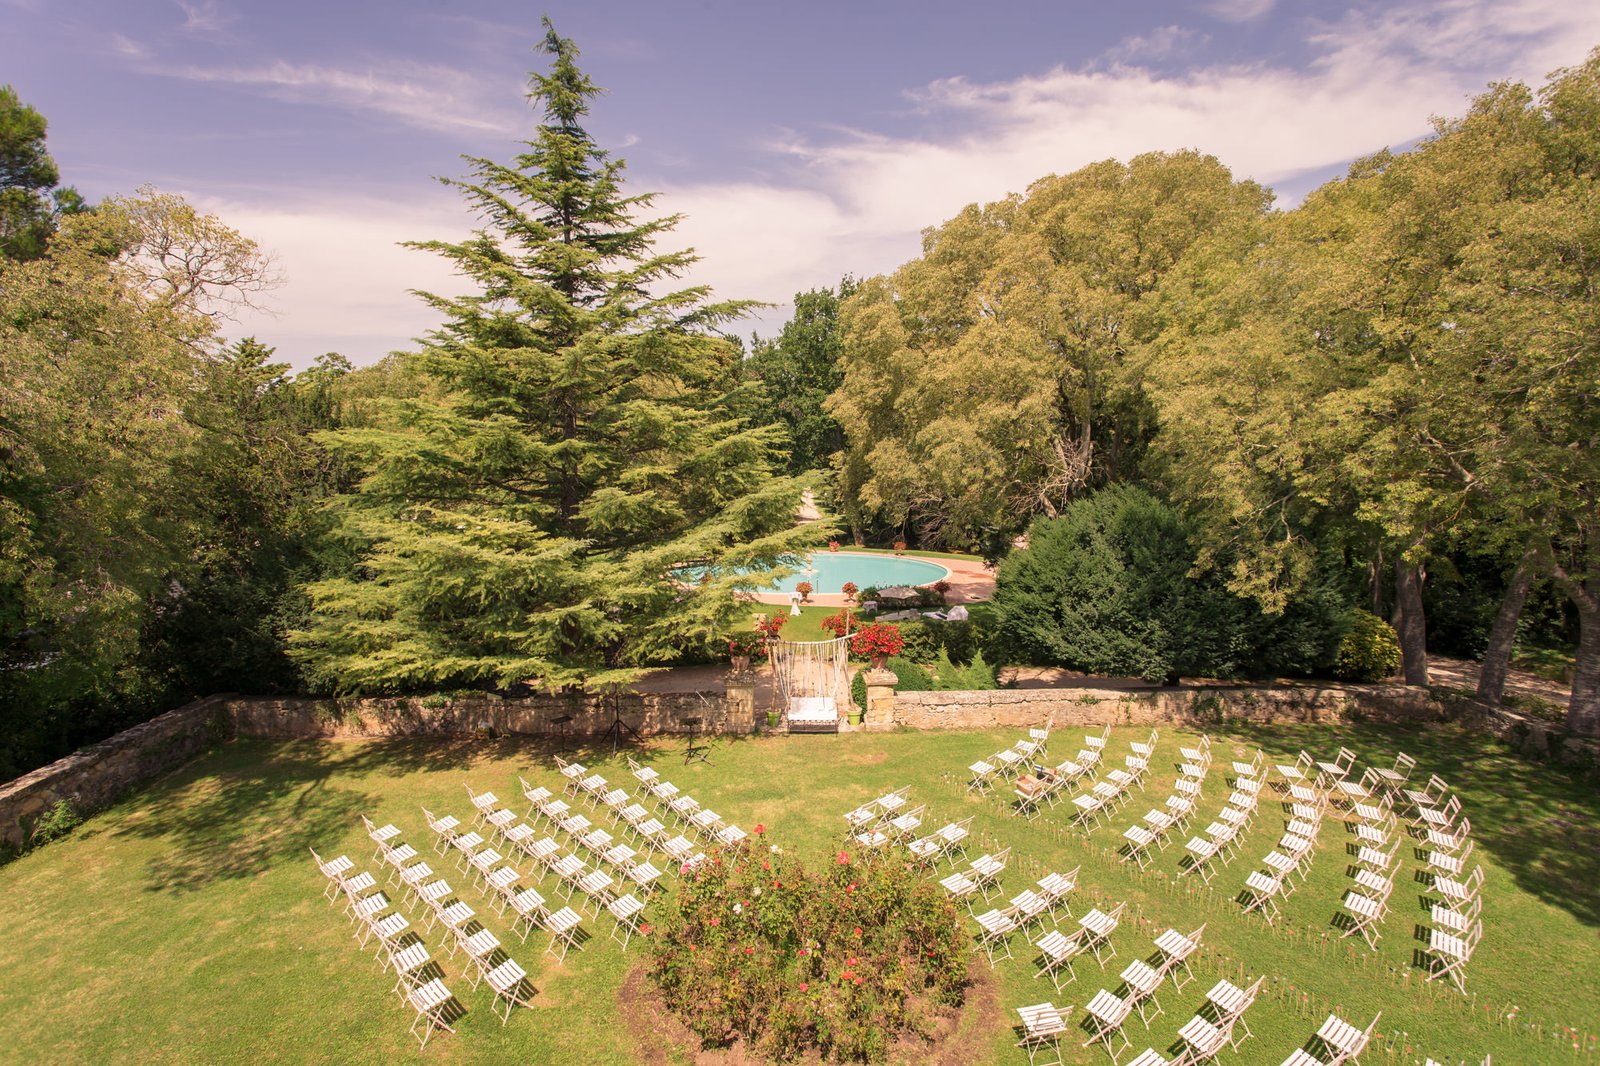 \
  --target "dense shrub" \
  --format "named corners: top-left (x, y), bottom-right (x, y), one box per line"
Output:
top-left (990, 486), bottom-right (1345, 683)
top-left (650, 837), bottom-right (969, 1062)
top-left (852, 656), bottom-right (934, 714)
top-left (896, 619), bottom-right (980, 664)
top-left (1332, 611), bottom-right (1402, 681)
top-left (931, 648), bottom-right (998, 690)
